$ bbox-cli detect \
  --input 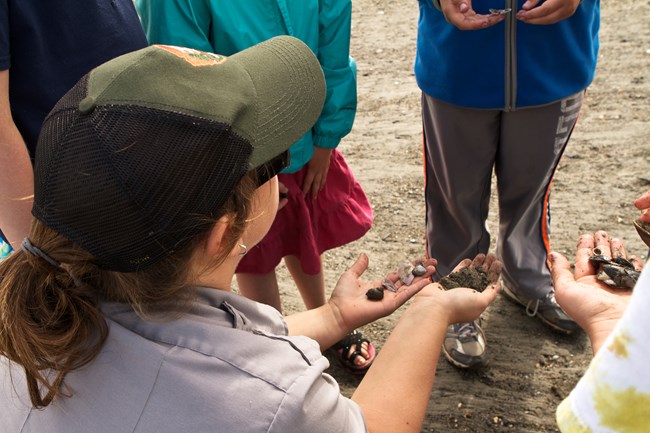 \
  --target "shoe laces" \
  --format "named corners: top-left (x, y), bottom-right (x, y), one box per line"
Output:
top-left (525, 299), bottom-right (539, 317)
top-left (457, 321), bottom-right (479, 339)
top-left (525, 290), bottom-right (557, 317)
